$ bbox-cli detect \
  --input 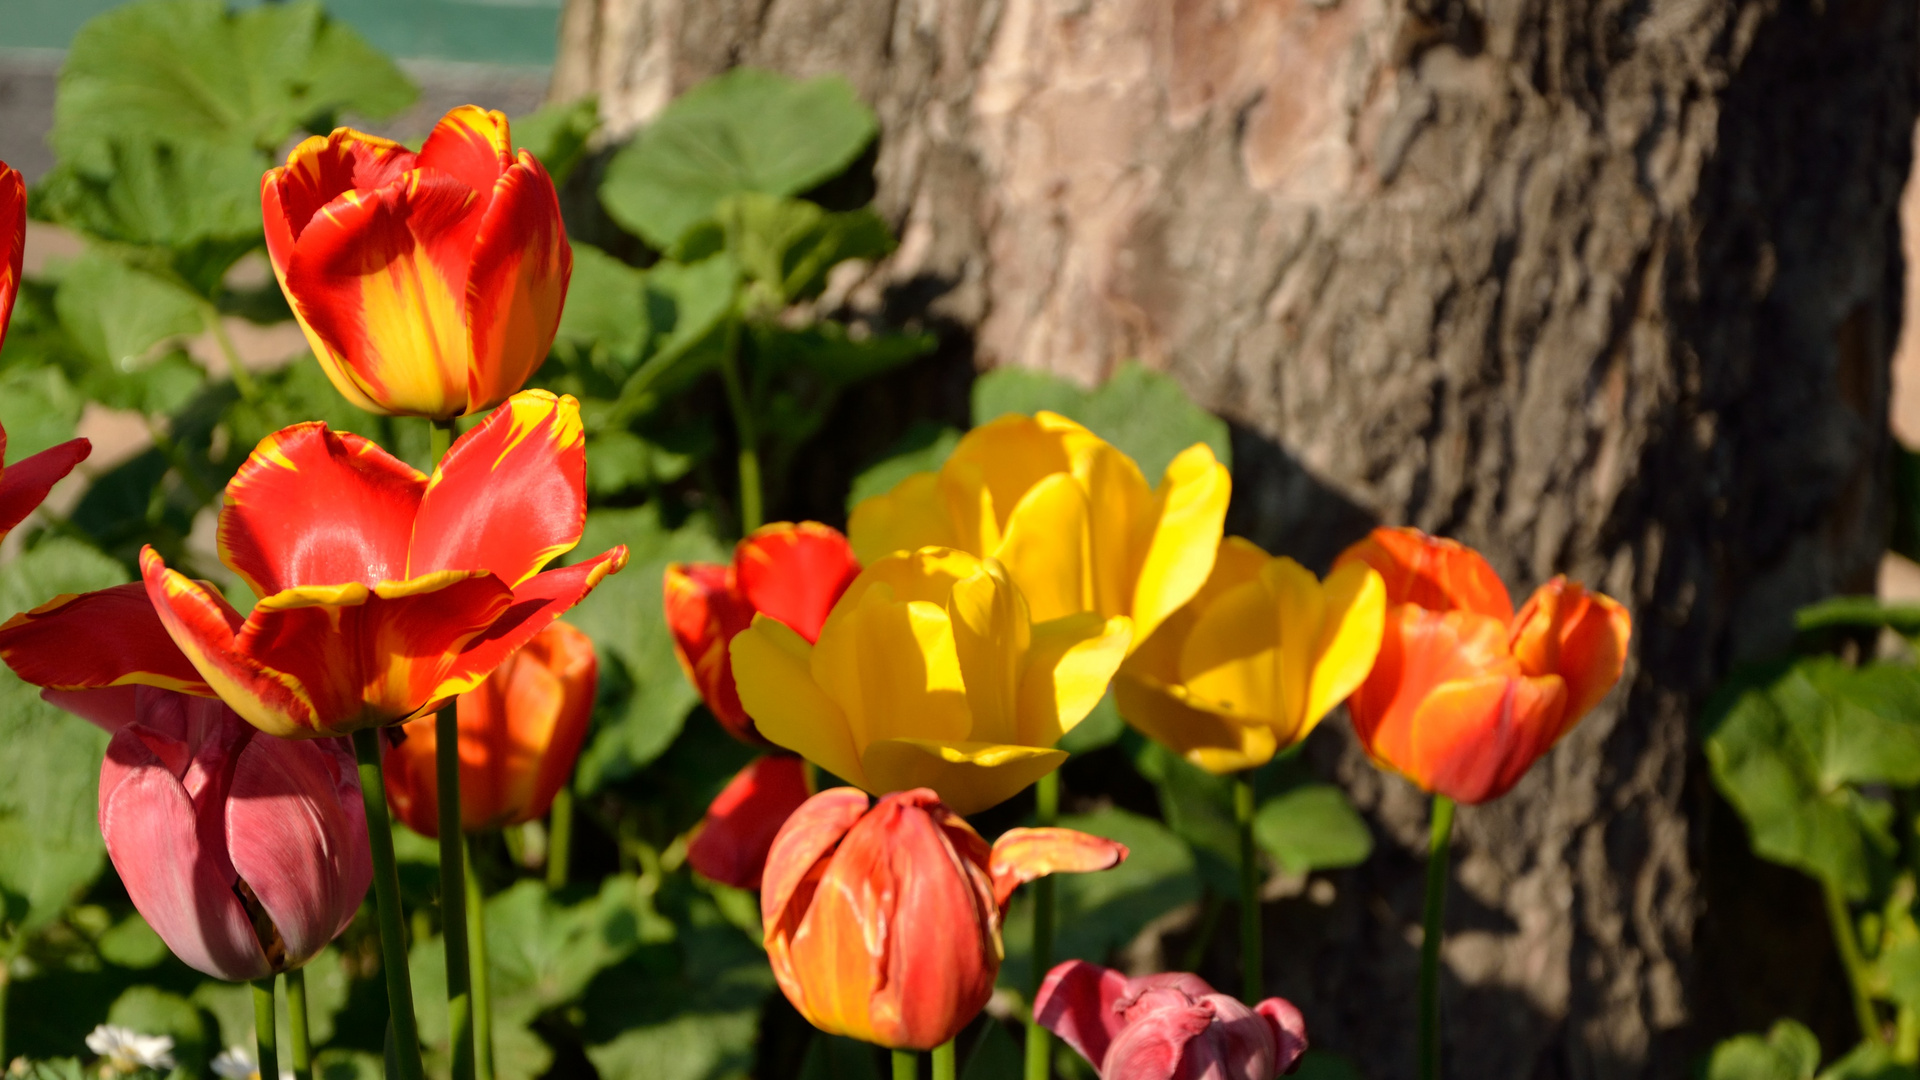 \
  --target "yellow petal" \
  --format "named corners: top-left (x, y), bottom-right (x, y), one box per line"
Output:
top-left (1112, 672), bottom-right (1278, 774)
top-left (1302, 562), bottom-right (1386, 728)
top-left (948, 560), bottom-right (1031, 745)
top-left (944, 413), bottom-right (1081, 535)
top-left (1079, 442), bottom-right (1153, 621)
top-left (1178, 574), bottom-right (1284, 721)
top-left (730, 615), bottom-right (866, 788)
top-left (1262, 556), bottom-right (1327, 737)
top-left (1018, 613), bottom-right (1132, 747)
top-left (1124, 536), bottom-right (1270, 685)
top-left (1129, 444), bottom-right (1231, 644)
top-left (995, 472), bottom-right (1091, 624)
top-left (811, 584), bottom-right (970, 751)
top-left (861, 738), bottom-right (1068, 816)
top-left (847, 471), bottom-right (955, 565)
